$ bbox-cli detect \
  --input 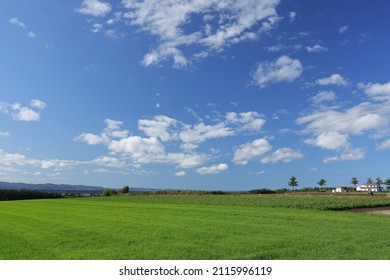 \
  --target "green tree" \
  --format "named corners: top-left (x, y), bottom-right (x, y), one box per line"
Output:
top-left (317, 178), bottom-right (326, 192)
top-left (121, 185), bottom-right (130, 194)
top-left (384, 178), bottom-right (390, 191)
top-left (350, 177), bottom-right (358, 188)
top-left (102, 188), bottom-right (118, 196)
top-left (288, 176), bottom-right (298, 192)
top-left (366, 177), bottom-right (373, 184)
top-left (375, 177), bottom-right (383, 192)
